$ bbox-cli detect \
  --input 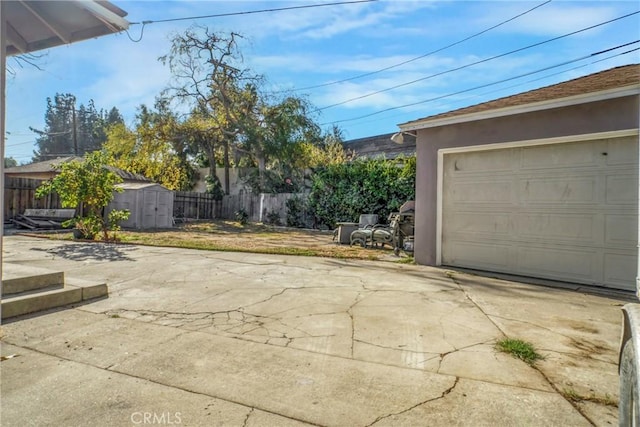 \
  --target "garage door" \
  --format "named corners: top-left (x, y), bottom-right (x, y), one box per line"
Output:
top-left (441, 135), bottom-right (638, 291)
